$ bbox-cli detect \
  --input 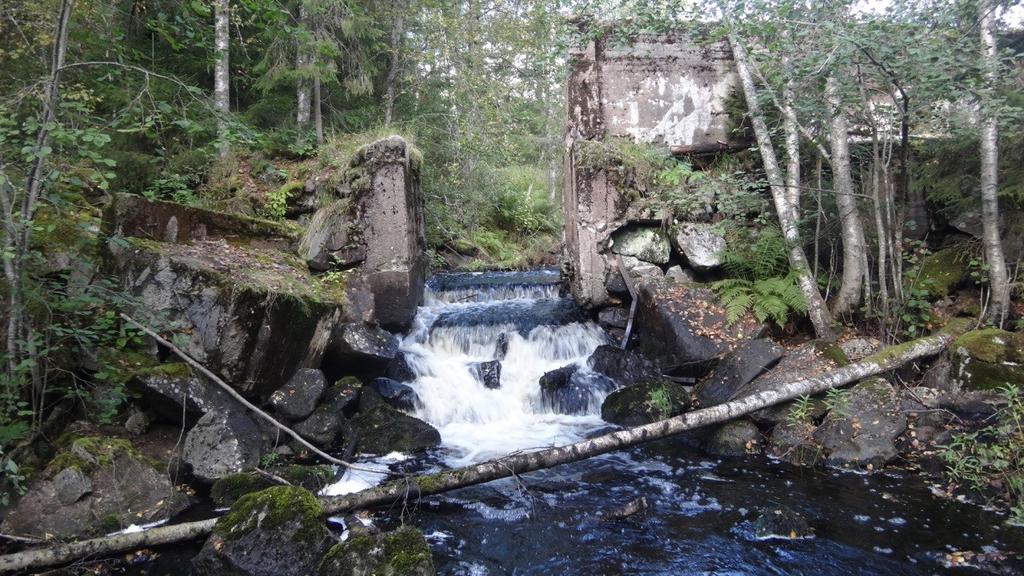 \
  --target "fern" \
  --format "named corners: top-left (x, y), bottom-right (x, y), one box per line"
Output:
top-left (713, 273), bottom-right (806, 328)
top-left (720, 225), bottom-right (789, 281)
